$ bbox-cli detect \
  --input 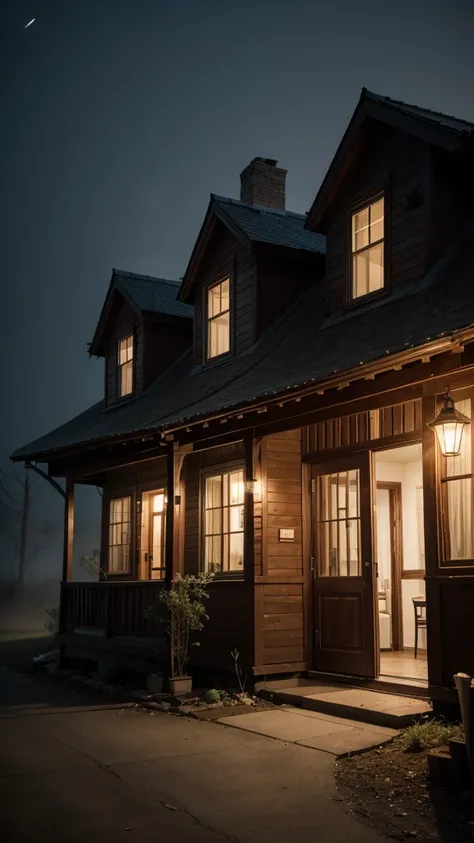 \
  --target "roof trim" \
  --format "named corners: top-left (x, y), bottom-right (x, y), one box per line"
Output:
top-left (178, 196), bottom-right (252, 304)
top-left (306, 87), bottom-right (473, 230)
